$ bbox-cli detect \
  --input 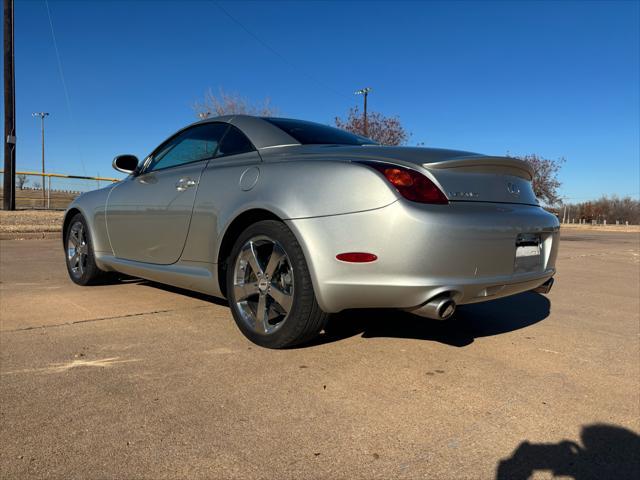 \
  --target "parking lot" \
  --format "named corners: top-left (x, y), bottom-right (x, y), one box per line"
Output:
top-left (1, 229), bottom-right (638, 479)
